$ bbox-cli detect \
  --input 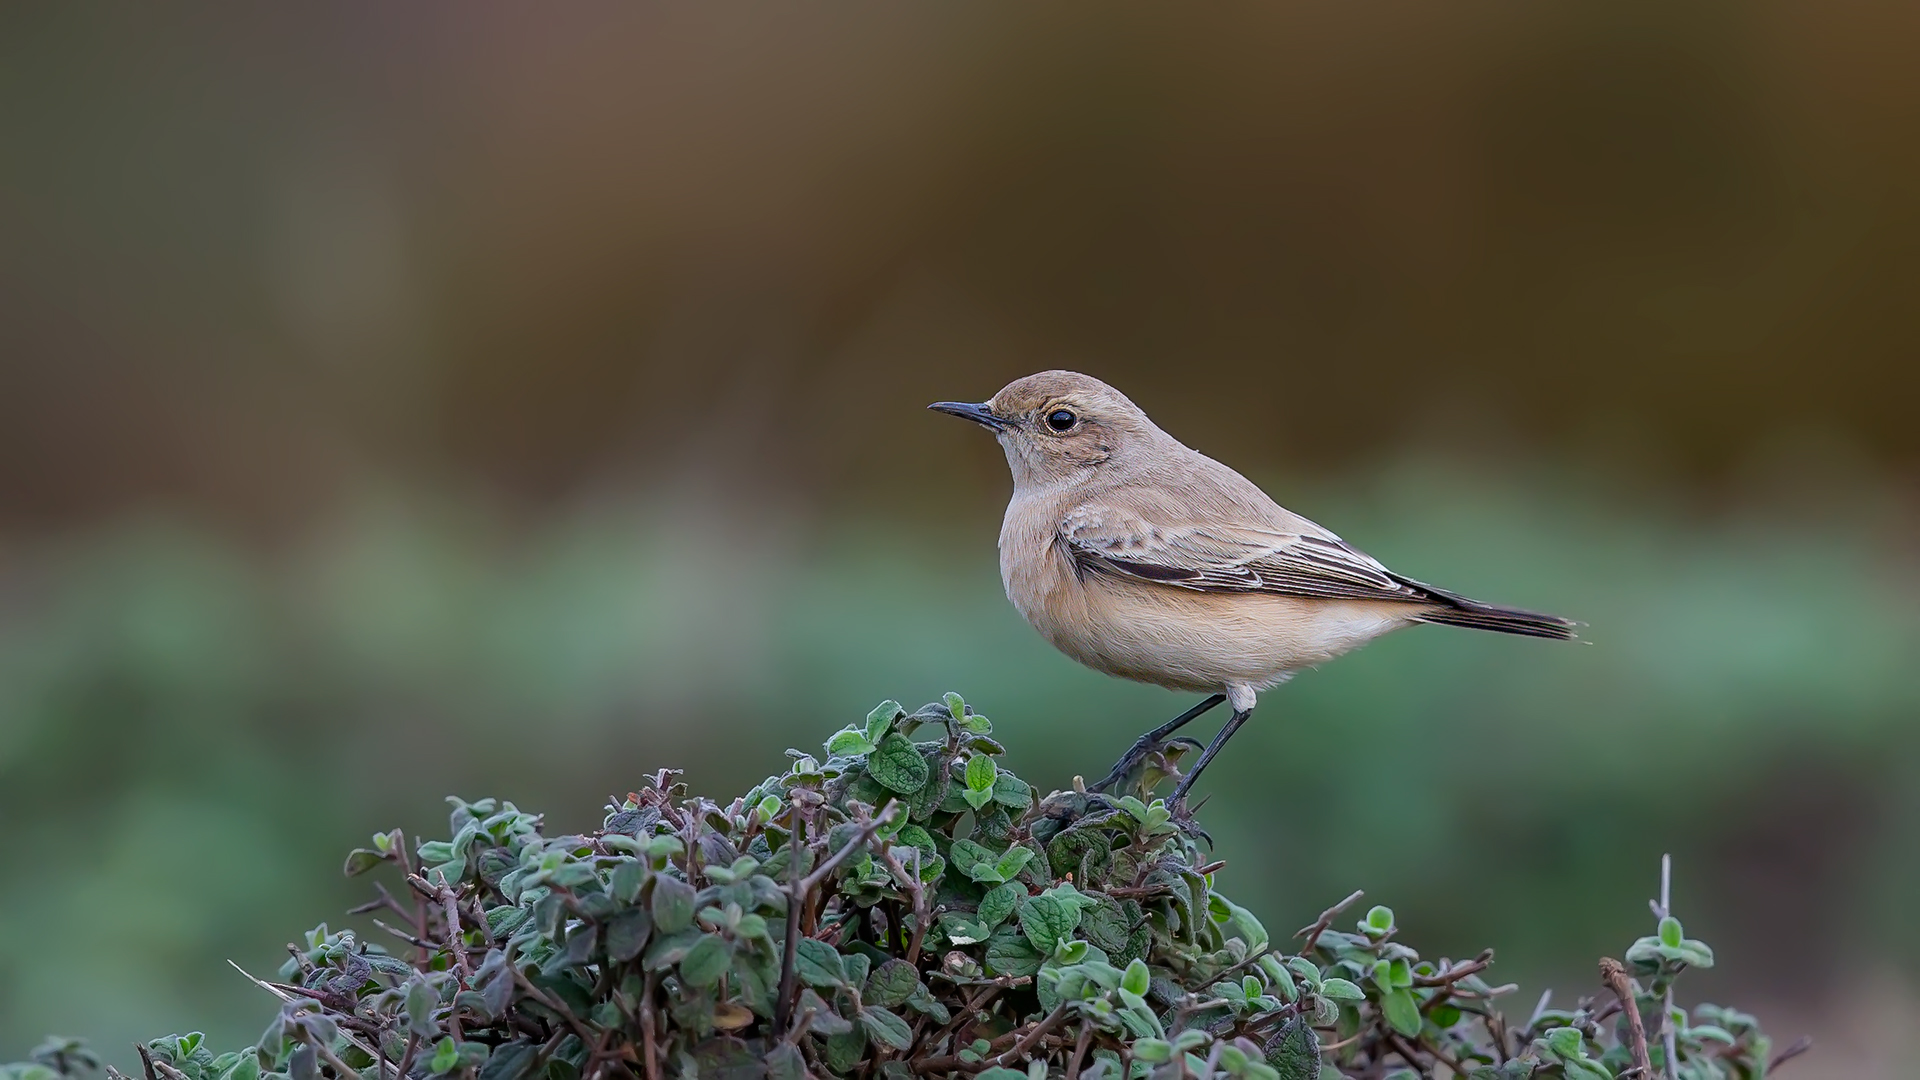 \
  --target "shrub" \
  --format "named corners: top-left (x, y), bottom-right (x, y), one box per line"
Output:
top-left (9, 695), bottom-right (1801, 1079)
